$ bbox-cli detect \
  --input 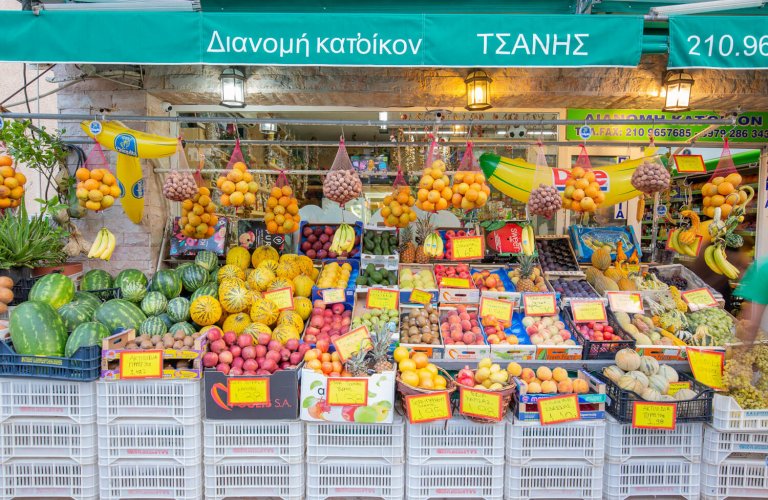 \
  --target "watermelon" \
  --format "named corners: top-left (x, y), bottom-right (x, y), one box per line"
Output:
top-left (57, 301), bottom-right (96, 332)
top-left (74, 291), bottom-right (102, 309)
top-left (176, 262), bottom-right (194, 272)
top-left (179, 264), bottom-right (209, 292)
top-left (114, 269), bottom-right (148, 289)
top-left (170, 322), bottom-right (196, 336)
top-left (81, 269), bottom-right (113, 292)
top-left (150, 269), bottom-right (182, 300)
top-left (29, 273), bottom-right (75, 309)
top-left (195, 250), bottom-right (219, 271)
top-left (191, 283), bottom-right (218, 302)
top-left (93, 299), bottom-right (147, 333)
top-left (156, 312), bottom-right (174, 329)
top-left (167, 297), bottom-right (190, 323)
top-left (9, 301), bottom-right (68, 356)
top-left (65, 322), bottom-right (110, 357)
top-left (121, 281), bottom-right (147, 303)
top-left (139, 316), bottom-right (168, 336)
top-left (141, 291), bottom-right (168, 316)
